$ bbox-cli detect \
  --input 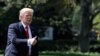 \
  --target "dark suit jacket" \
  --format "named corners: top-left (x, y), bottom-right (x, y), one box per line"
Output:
top-left (4, 22), bottom-right (38, 56)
